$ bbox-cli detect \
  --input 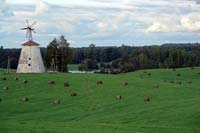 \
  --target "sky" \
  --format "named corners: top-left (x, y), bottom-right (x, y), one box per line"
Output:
top-left (0, 0), bottom-right (200, 48)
